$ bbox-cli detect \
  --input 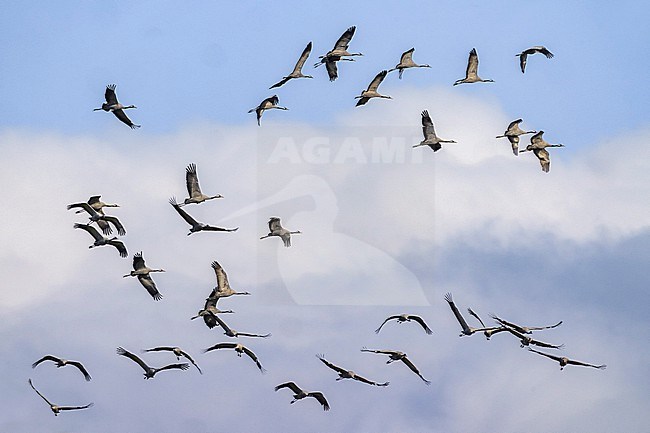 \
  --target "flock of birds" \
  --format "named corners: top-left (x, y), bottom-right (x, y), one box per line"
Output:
top-left (27, 26), bottom-right (601, 417)
top-left (28, 285), bottom-right (606, 415)
top-left (93, 26), bottom-right (563, 172)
